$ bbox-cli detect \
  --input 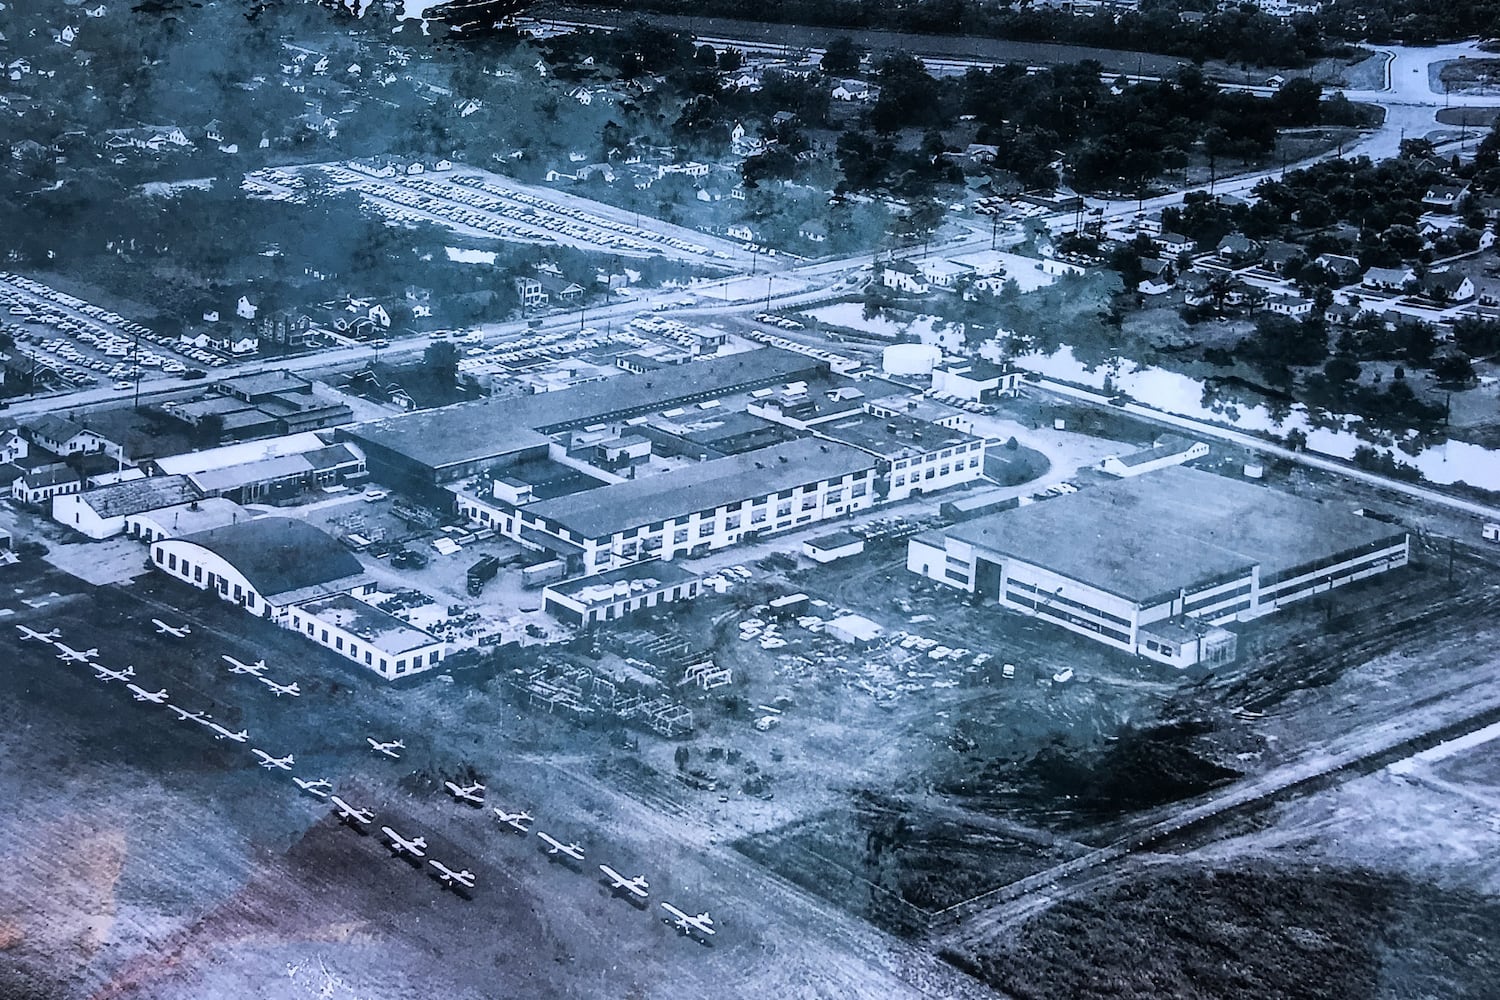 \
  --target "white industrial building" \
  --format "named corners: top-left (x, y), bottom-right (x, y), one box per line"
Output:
top-left (812, 410), bottom-right (987, 503)
top-left (52, 474), bottom-right (200, 539)
top-left (126, 497), bottom-right (251, 543)
top-left (930, 360), bottom-right (1023, 400)
top-left (459, 437), bottom-right (878, 578)
top-left (286, 593), bottom-right (446, 680)
top-left (1099, 435), bottom-right (1209, 477)
top-left (541, 562), bottom-right (702, 627)
top-left (908, 467), bottom-right (1410, 668)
